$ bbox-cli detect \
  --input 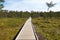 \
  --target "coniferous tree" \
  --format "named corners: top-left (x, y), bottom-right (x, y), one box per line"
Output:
top-left (0, 0), bottom-right (4, 10)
